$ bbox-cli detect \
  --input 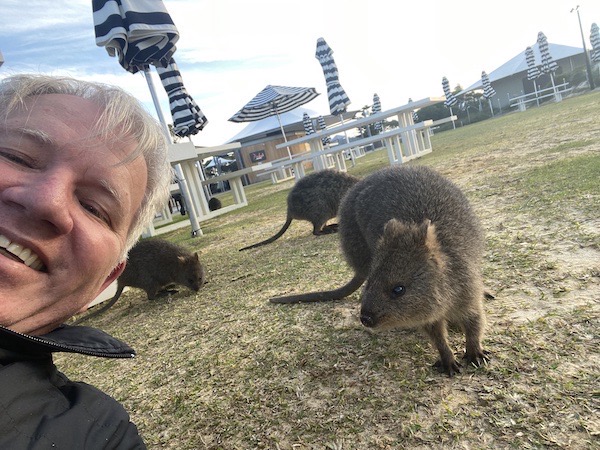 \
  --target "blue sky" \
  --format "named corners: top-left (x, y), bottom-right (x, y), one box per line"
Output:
top-left (1, 0), bottom-right (599, 146)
